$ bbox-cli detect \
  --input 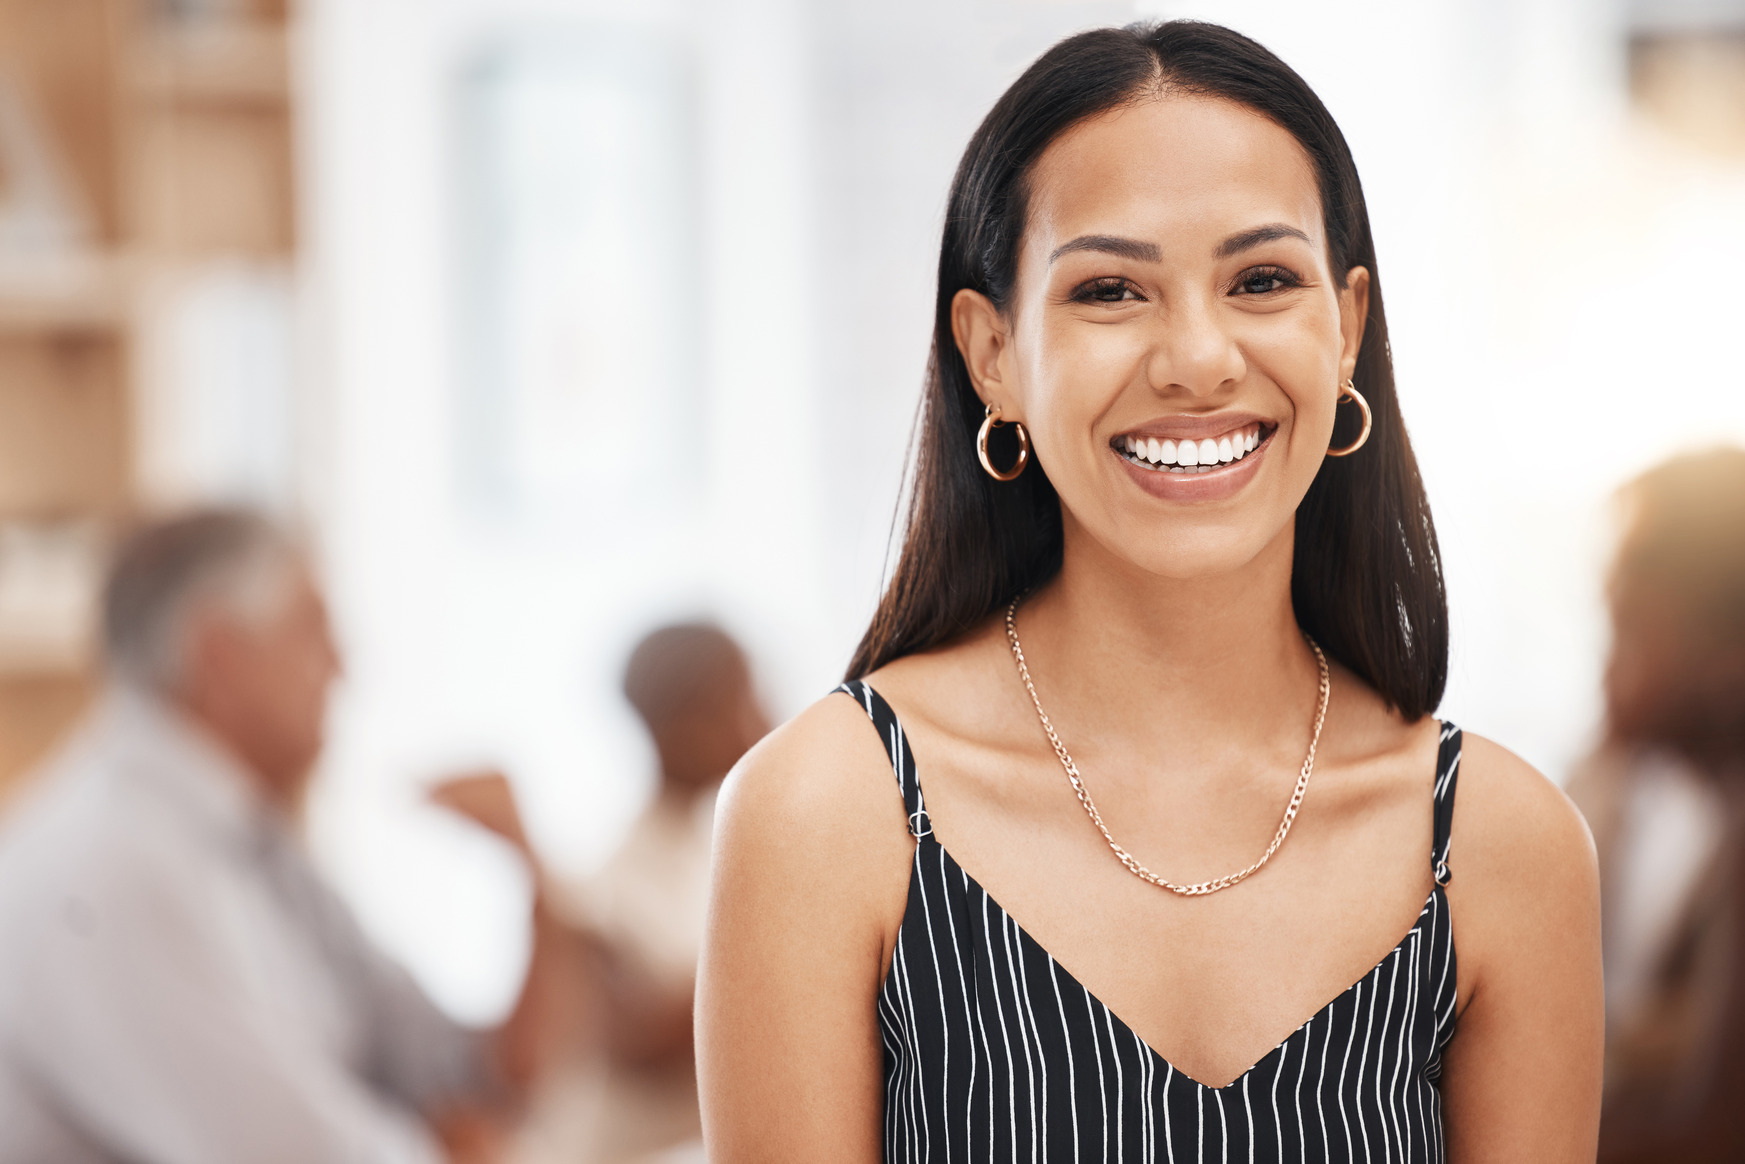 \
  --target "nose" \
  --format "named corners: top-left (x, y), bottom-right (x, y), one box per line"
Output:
top-left (1144, 290), bottom-right (1245, 399)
